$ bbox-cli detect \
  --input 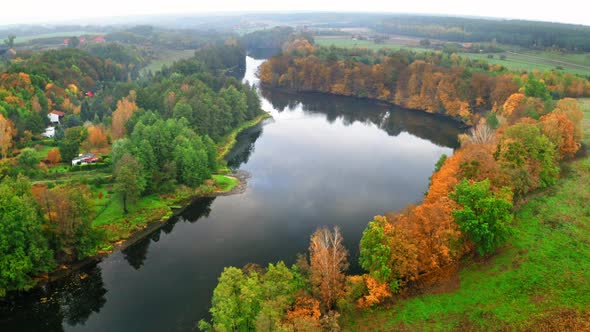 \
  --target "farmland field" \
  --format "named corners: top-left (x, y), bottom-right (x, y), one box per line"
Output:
top-left (315, 36), bottom-right (590, 76)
